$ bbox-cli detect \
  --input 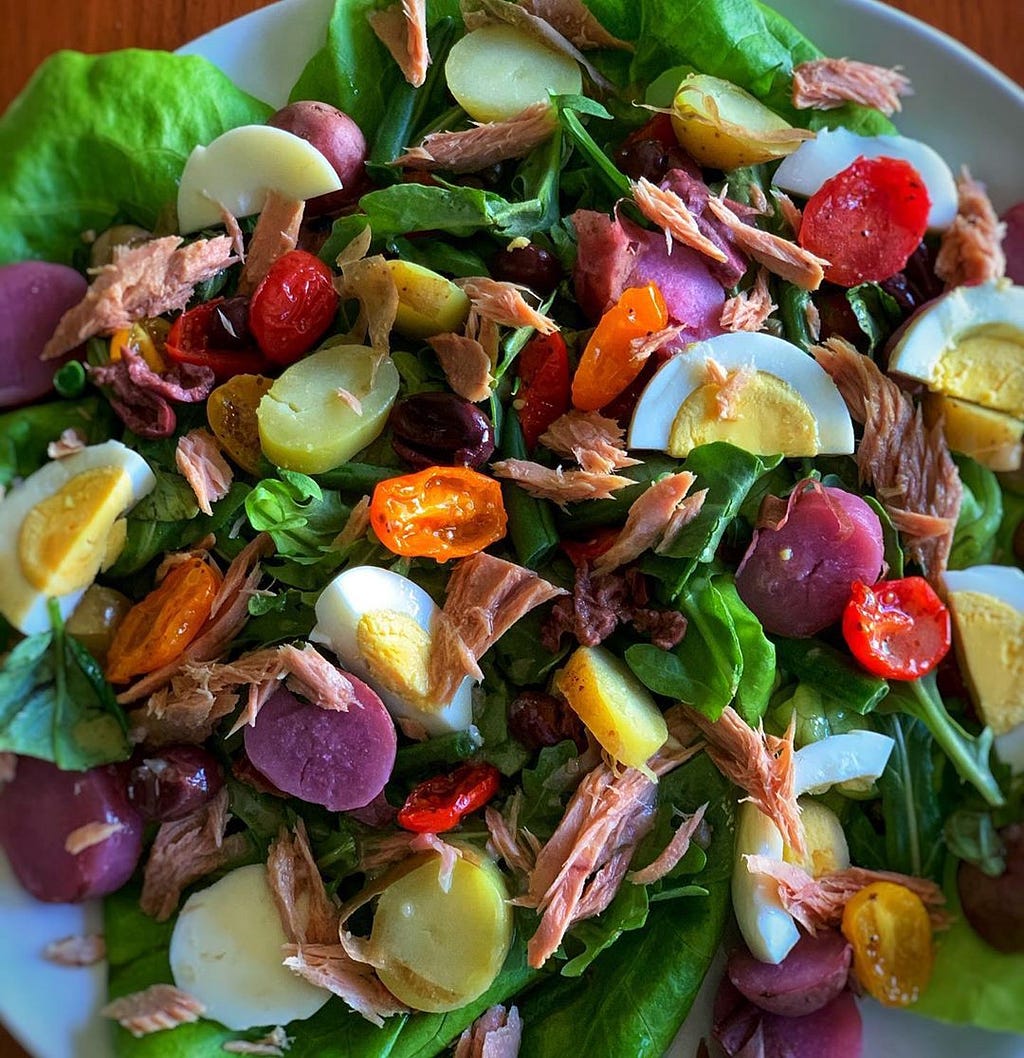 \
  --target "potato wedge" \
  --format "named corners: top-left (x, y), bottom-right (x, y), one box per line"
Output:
top-left (387, 260), bottom-right (471, 339)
